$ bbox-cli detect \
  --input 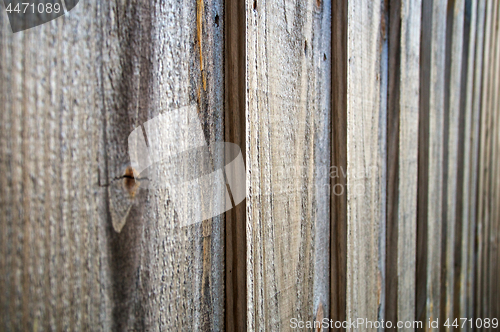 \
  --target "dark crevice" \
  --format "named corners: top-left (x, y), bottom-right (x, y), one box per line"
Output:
top-left (416, 0), bottom-right (433, 325)
top-left (385, 0), bottom-right (401, 327)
